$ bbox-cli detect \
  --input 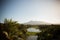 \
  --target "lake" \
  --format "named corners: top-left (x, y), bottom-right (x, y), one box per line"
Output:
top-left (26, 35), bottom-right (38, 40)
